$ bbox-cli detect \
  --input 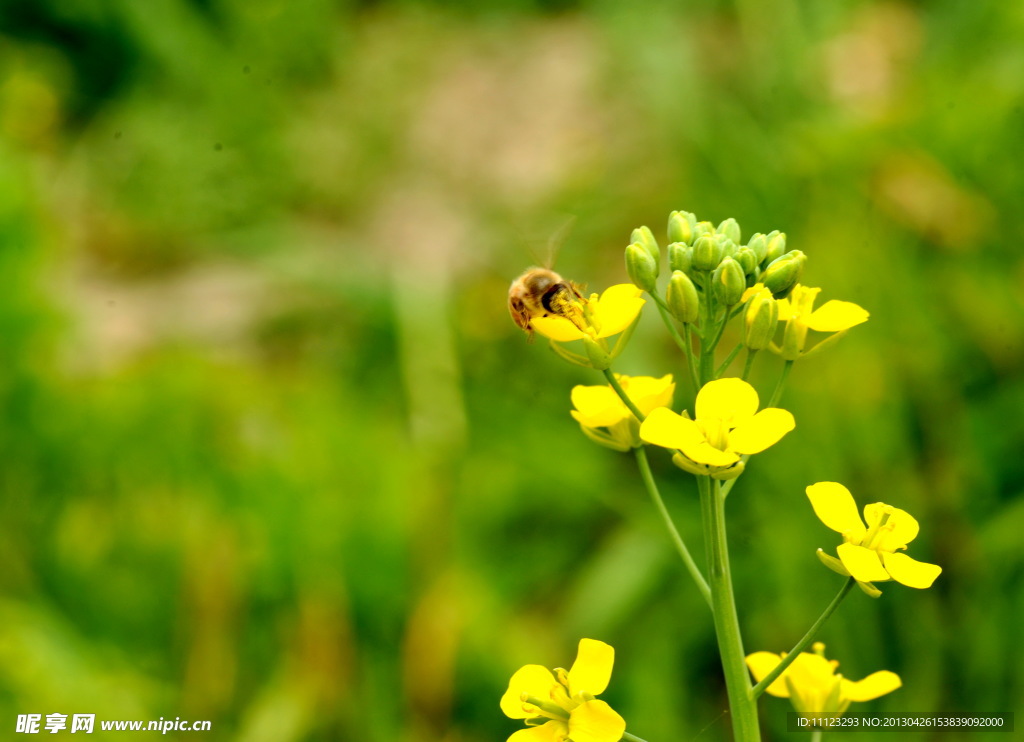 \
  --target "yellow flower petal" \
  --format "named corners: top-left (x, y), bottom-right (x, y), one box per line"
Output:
top-left (509, 720), bottom-right (568, 742)
top-left (746, 652), bottom-right (790, 698)
top-left (501, 665), bottom-right (558, 719)
top-left (837, 543), bottom-right (890, 583)
top-left (842, 671), bottom-right (901, 702)
top-left (695, 378), bottom-right (759, 427)
top-left (600, 283), bottom-right (643, 303)
top-left (806, 482), bottom-right (867, 541)
top-left (728, 408), bottom-right (795, 454)
top-left (806, 300), bottom-right (869, 332)
top-left (776, 297), bottom-right (795, 322)
top-left (571, 385), bottom-right (627, 428)
top-left (568, 639), bottom-right (614, 697)
top-left (741, 283), bottom-right (766, 303)
top-left (866, 504), bottom-right (920, 551)
top-left (640, 408), bottom-right (703, 450)
top-left (622, 375), bottom-right (675, 416)
top-left (531, 316), bottom-right (585, 342)
top-left (593, 297), bottom-right (645, 338)
top-left (882, 552), bottom-right (942, 588)
top-left (786, 653), bottom-right (839, 696)
top-left (788, 285), bottom-right (821, 314)
top-left (567, 700), bottom-right (626, 742)
top-left (678, 439), bottom-right (739, 467)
